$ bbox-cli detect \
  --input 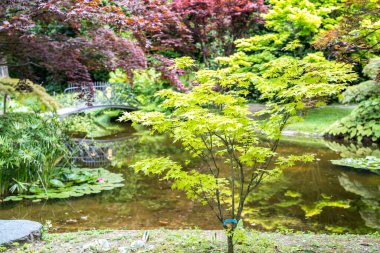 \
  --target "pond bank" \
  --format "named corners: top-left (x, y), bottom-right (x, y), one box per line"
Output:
top-left (5, 229), bottom-right (380, 253)
top-left (248, 104), bottom-right (354, 137)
